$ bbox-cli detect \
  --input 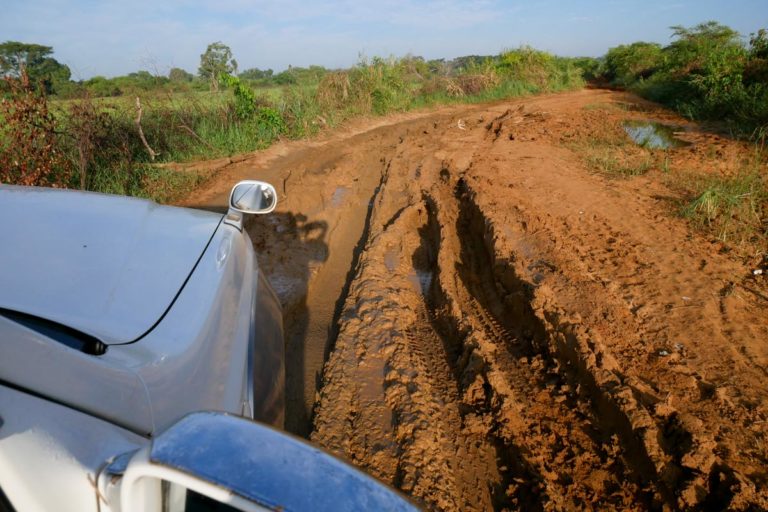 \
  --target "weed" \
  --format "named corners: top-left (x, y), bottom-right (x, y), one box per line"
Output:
top-left (679, 171), bottom-right (767, 243)
top-left (586, 149), bottom-right (653, 177)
